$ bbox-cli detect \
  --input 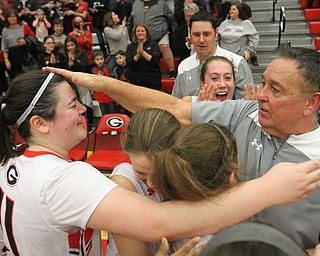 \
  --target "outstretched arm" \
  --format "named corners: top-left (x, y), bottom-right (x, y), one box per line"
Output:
top-left (88, 160), bottom-right (320, 242)
top-left (42, 68), bottom-right (192, 125)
